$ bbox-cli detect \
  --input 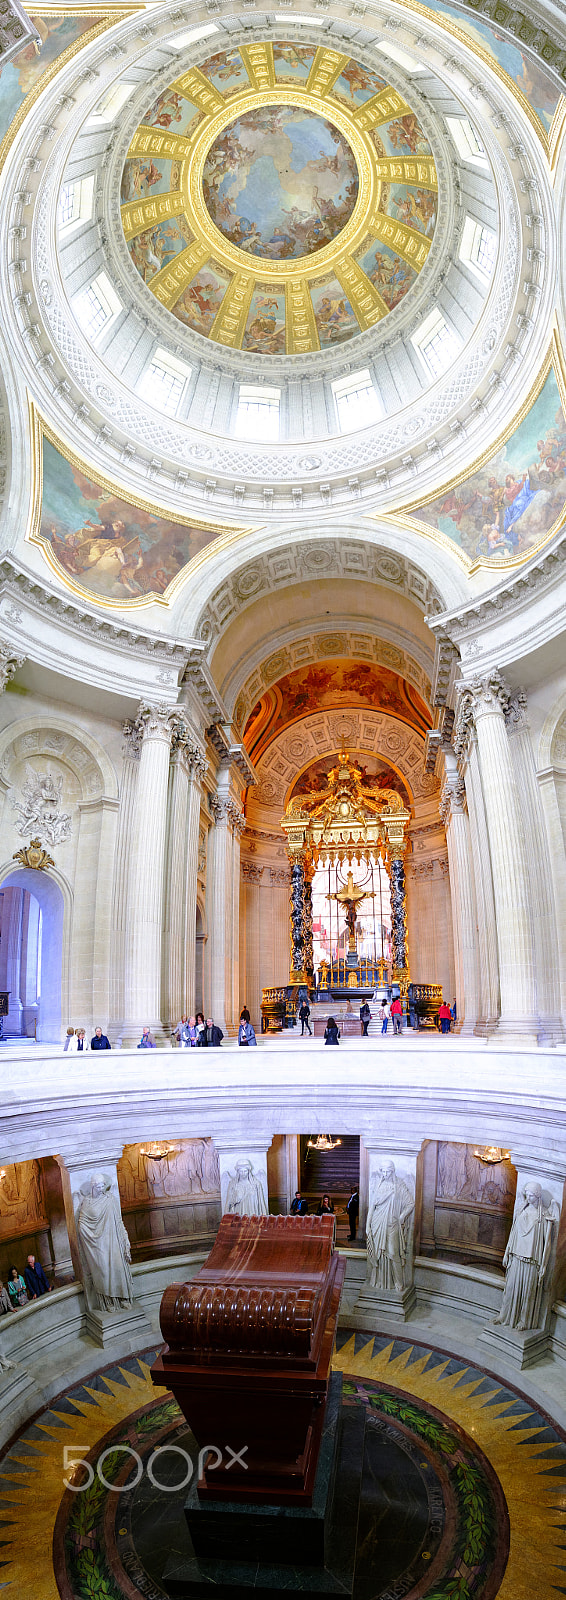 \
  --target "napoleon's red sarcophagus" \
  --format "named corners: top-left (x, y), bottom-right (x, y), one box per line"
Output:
top-left (152, 1213), bottom-right (345, 1507)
